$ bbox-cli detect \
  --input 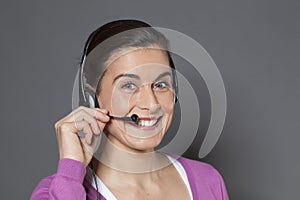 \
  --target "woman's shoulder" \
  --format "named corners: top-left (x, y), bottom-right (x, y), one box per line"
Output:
top-left (177, 156), bottom-right (224, 184)
top-left (178, 156), bottom-right (216, 170)
top-left (177, 156), bottom-right (229, 199)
